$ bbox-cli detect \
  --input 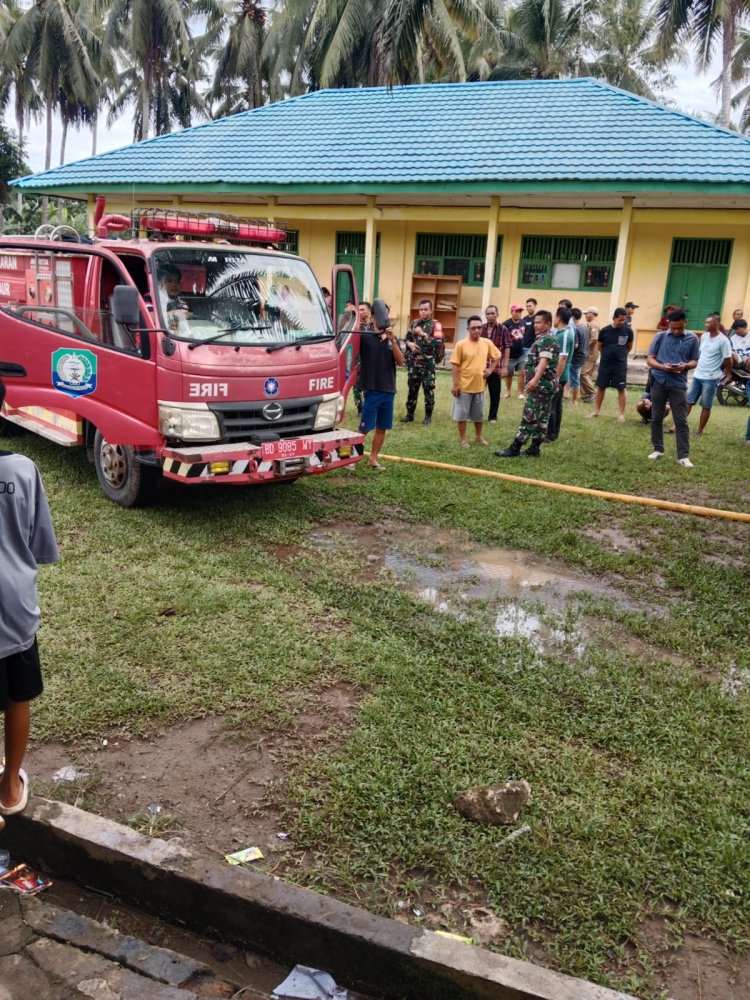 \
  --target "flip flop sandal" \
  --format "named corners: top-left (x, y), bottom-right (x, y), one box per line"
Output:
top-left (0, 768), bottom-right (29, 817)
top-left (368, 462), bottom-right (386, 472)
